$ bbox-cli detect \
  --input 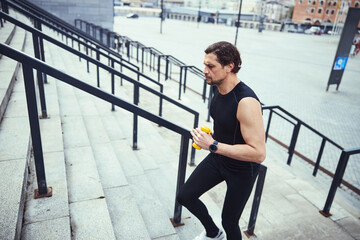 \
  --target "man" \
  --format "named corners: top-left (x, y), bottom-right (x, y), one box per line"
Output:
top-left (177, 41), bottom-right (266, 240)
